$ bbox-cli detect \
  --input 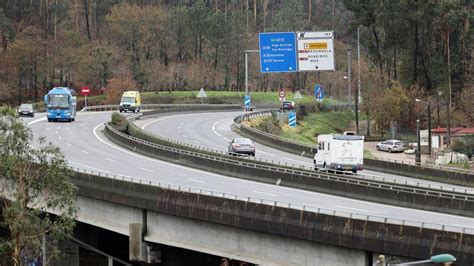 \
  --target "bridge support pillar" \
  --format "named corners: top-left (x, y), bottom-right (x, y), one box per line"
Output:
top-left (129, 223), bottom-right (161, 263)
